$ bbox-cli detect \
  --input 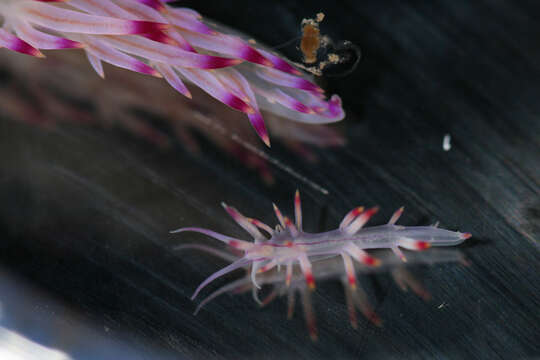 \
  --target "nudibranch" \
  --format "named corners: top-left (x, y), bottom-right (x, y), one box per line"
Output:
top-left (0, 0), bottom-right (345, 146)
top-left (171, 191), bottom-right (472, 325)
